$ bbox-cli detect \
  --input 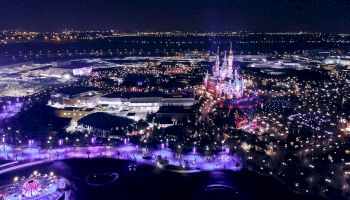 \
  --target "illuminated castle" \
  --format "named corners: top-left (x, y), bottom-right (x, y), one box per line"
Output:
top-left (204, 43), bottom-right (244, 99)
